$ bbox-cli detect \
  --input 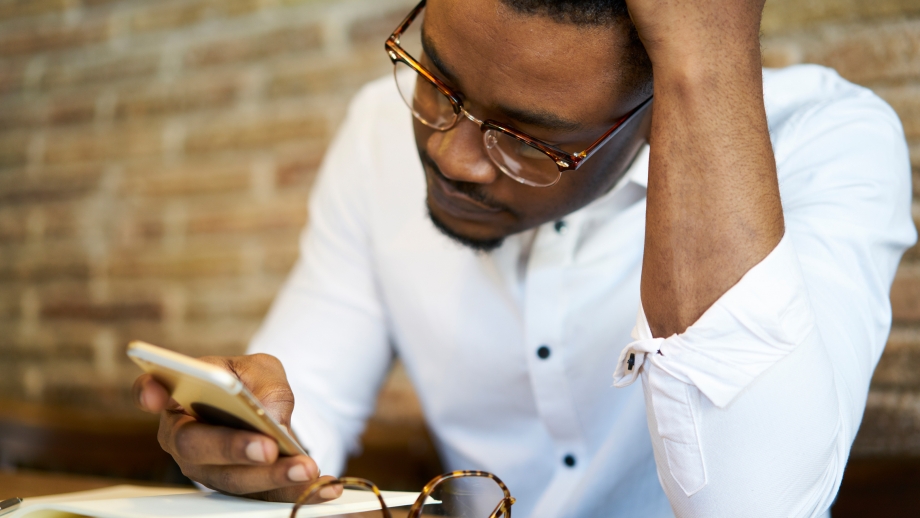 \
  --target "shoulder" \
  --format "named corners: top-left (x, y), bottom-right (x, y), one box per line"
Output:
top-left (763, 65), bottom-right (905, 163)
top-left (763, 66), bottom-right (915, 248)
top-left (763, 65), bottom-right (910, 202)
